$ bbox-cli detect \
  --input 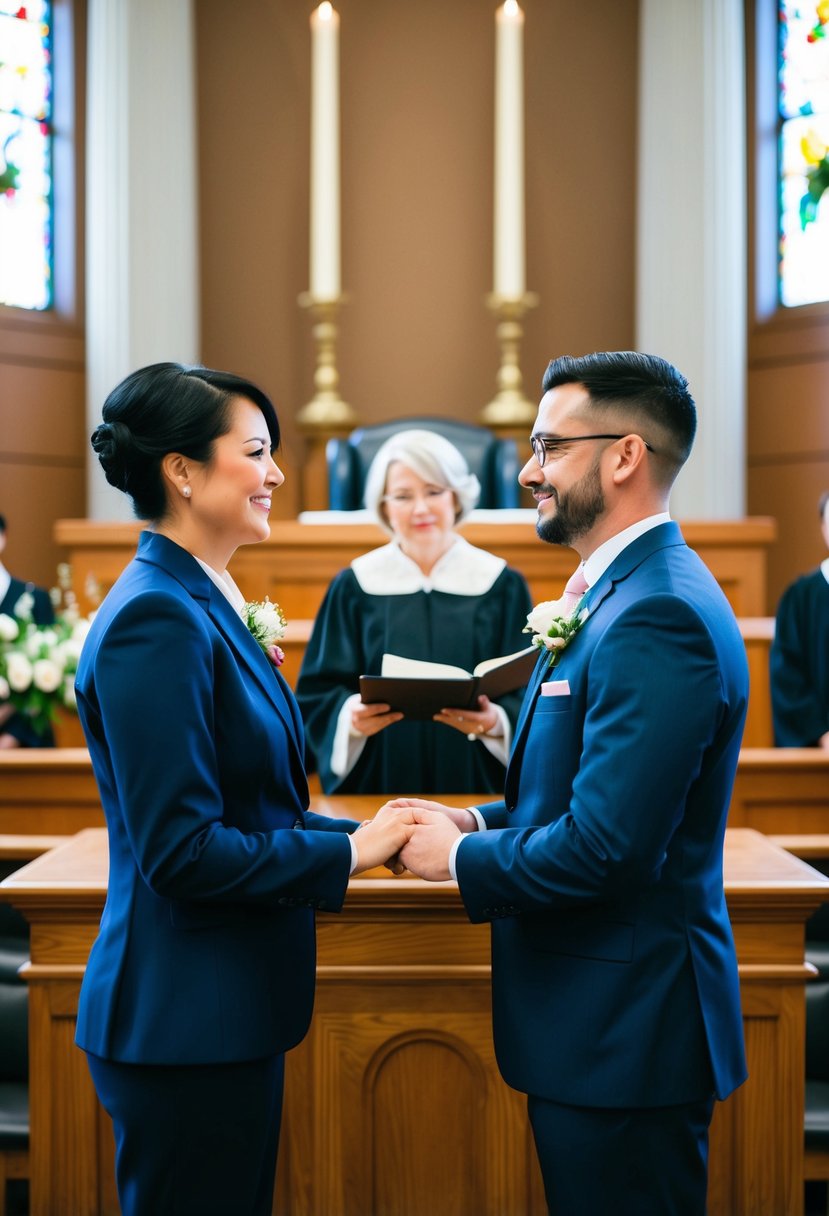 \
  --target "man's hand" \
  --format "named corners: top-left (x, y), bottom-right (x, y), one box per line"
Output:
top-left (351, 804), bottom-right (414, 875)
top-left (399, 809), bottom-right (462, 882)
top-left (383, 797), bottom-right (479, 835)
